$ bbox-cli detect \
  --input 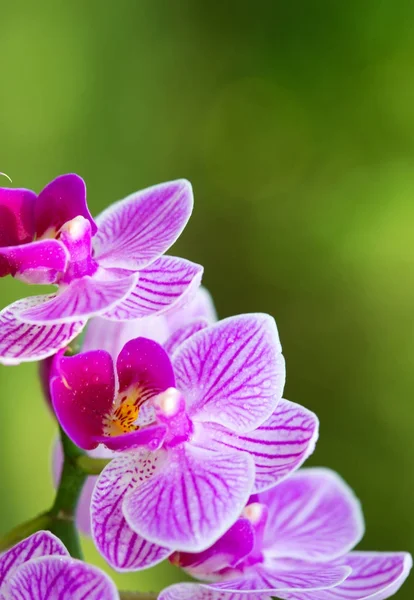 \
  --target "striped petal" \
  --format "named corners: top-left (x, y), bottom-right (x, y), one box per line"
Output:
top-left (260, 469), bottom-right (364, 562)
top-left (206, 399), bottom-right (319, 493)
top-left (91, 453), bottom-right (172, 571)
top-left (123, 445), bottom-right (255, 553)
top-left (159, 583), bottom-right (271, 600)
top-left (279, 553), bottom-right (412, 600)
top-left (164, 318), bottom-right (209, 356)
top-left (93, 179), bottom-right (193, 271)
top-left (0, 531), bottom-right (67, 586)
top-left (167, 286), bottom-right (217, 331)
top-left (4, 556), bottom-right (119, 600)
top-left (35, 174), bottom-right (97, 238)
top-left (16, 273), bottom-right (138, 324)
top-left (173, 314), bottom-right (285, 433)
top-left (102, 256), bottom-right (203, 321)
top-left (0, 297), bottom-right (85, 365)
top-left (0, 239), bottom-right (68, 283)
top-left (0, 187), bottom-right (36, 246)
